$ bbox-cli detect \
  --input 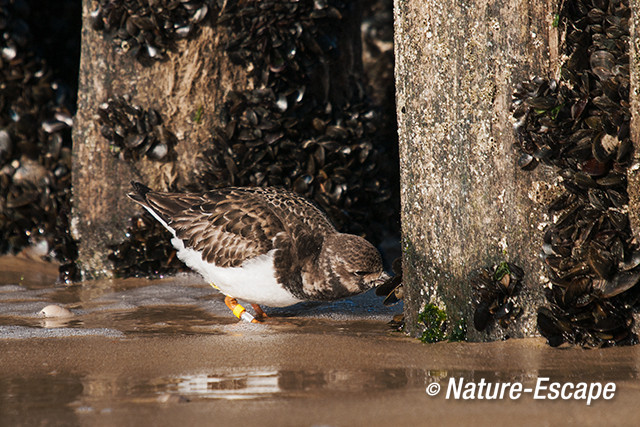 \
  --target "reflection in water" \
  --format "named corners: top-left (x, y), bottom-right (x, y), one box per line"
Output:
top-left (154, 365), bottom-right (640, 401)
top-left (162, 368), bottom-right (416, 400)
top-left (0, 364), bottom-right (638, 426)
top-left (161, 368), bottom-right (476, 400)
top-left (41, 318), bottom-right (82, 329)
top-left (172, 370), bottom-right (281, 400)
top-left (0, 374), bottom-right (83, 425)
